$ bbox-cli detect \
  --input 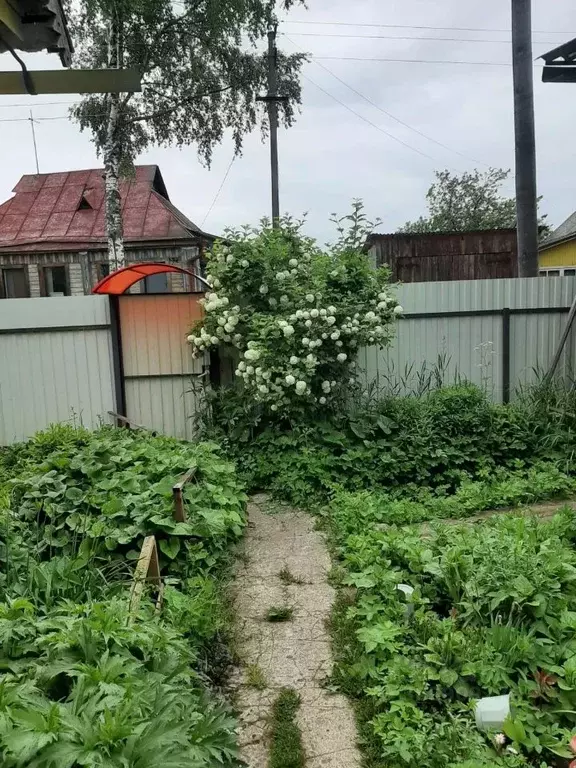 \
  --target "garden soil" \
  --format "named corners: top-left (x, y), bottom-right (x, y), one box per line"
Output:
top-left (231, 495), bottom-right (361, 768)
